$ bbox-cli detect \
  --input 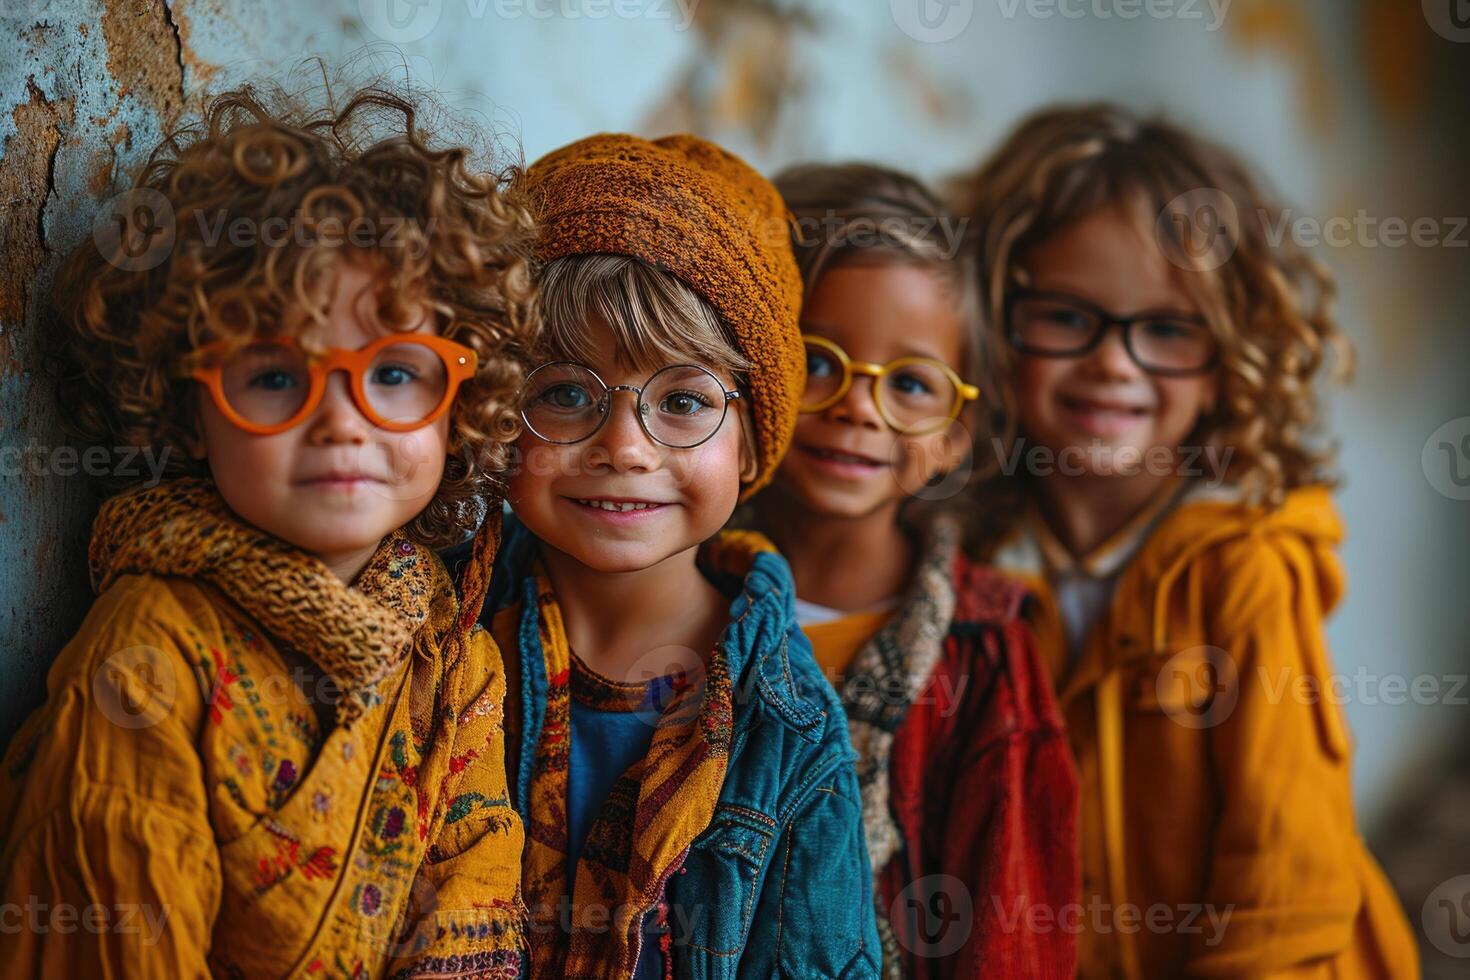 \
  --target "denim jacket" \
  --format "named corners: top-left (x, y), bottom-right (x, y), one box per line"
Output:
top-left (480, 515), bottom-right (882, 979)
